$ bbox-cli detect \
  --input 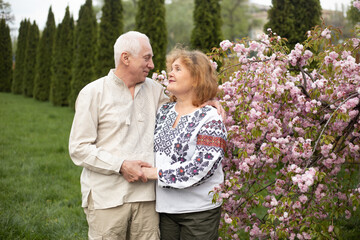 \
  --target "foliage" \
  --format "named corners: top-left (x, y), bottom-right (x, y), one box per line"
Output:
top-left (264, 0), bottom-right (295, 46)
top-left (23, 21), bottom-right (39, 98)
top-left (264, 0), bottom-right (322, 48)
top-left (122, 0), bottom-right (137, 32)
top-left (136, 0), bottom-right (167, 73)
top-left (33, 7), bottom-right (56, 101)
top-left (165, 0), bottom-right (194, 51)
top-left (347, 0), bottom-right (360, 27)
top-left (221, 0), bottom-right (250, 41)
top-left (0, 18), bottom-right (12, 92)
top-left (191, 0), bottom-right (223, 53)
top-left (69, 0), bottom-right (97, 108)
top-left (12, 19), bottom-right (30, 94)
top-left (0, 93), bottom-right (87, 239)
top-left (50, 7), bottom-right (74, 107)
top-left (97, 0), bottom-right (124, 77)
top-left (0, 0), bottom-right (14, 23)
top-left (209, 24), bottom-right (360, 239)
